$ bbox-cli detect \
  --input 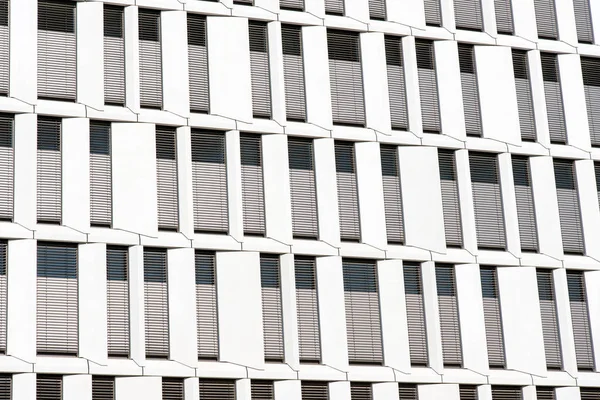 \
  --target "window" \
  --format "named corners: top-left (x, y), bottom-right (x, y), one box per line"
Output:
top-left (595, 162), bottom-right (600, 210)
top-left (567, 271), bottom-right (595, 370)
top-left (156, 127), bottom-right (179, 231)
top-left (37, 117), bottom-right (62, 224)
top-left (553, 159), bottom-right (584, 254)
top-left (470, 152), bottom-right (506, 250)
top-left (104, 5), bottom-right (125, 106)
top-left (398, 385), bottom-right (418, 400)
top-left (534, 0), bottom-right (558, 39)
top-left (188, 14), bottom-right (209, 113)
top-left (195, 251), bottom-right (218, 360)
top-left (436, 264), bottom-right (462, 367)
top-left (249, 21), bottom-right (272, 119)
top-left (0, 114), bottom-right (12, 221)
top-left (335, 141), bottom-right (361, 241)
top-left (381, 145), bottom-right (405, 244)
top-left (295, 257), bottom-right (321, 363)
top-left (574, 0), bottom-right (594, 43)
top-left (38, 0), bottom-right (76, 101)
top-left (403, 263), bottom-right (428, 366)
top-left (512, 156), bottom-right (538, 252)
top-left (495, 0), bottom-right (514, 34)
top-left (491, 386), bottom-right (522, 400)
top-left (459, 44), bottom-right (482, 137)
top-left (90, 121), bottom-right (112, 227)
top-left (369, 0), bottom-right (386, 20)
top-left (536, 269), bottom-right (562, 369)
top-left (37, 375), bottom-right (62, 400)
top-left (512, 50), bottom-right (537, 142)
top-left (541, 53), bottom-right (567, 144)
top-left (454, 0), bottom-right (483, 31)
top-left (460, 386), bottom-right (478, 400)
top-left (384, 36), bottom-right (409, 131)
top-left (139, 9), bottom-right (162, 109)
top-left (282, 24), bottom-right (306, 122)
top-left (162, 378), bottom-right (184, 400)
top-left (581, 57), bottom-right (600, 146)
top-left (260, 255), bottom-right (284, 362)
top-left (343, 259), bottom-right (383, 364)
top-left (251, 381), bottom-right (274, 400)
top-left (325, 0), bottom-right (344, 15)
top-left (0, 0), bottom-right (8, 96)
top-left (536, 387), bottom-right (555, 400)
top-left (481, 267), bottom-right (505, 368)
top-left (0, 242), bottom-right (5, 354)
top-left (438, 150), bottom-right (463, 247)
top-left (416, 40), bottom-right (441, 133)
top-left (144, 248), bottom-right (169, 358)
top-left (327, 30), bottom-right (365, 126)
top-left (280, 0), bottom-right (303, 11)
top-left (240, 133), bottom-right (266, 236)
top-left (234, 0), bottom-right (253, 4)
top-left (302, 382), bottom-right (328, 400)
top-left (107, 246), bottom-right (129, 357)
top-left (424, 0), bottom-right (442, 26)
top-left (37, 243), bottom-right (78, 355)
top-left (351, 383), bottom-right (372, 400)
top-left (199, 380), bottom-right (236, 400)
top-left (92, 376), bottom-right (115, 400)
top-left (581, 388), bottom-right (600, 399)
top-left (191, 130), bottom-right (228, 234)
top-left (288, 138), bottom-right (318, 239)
